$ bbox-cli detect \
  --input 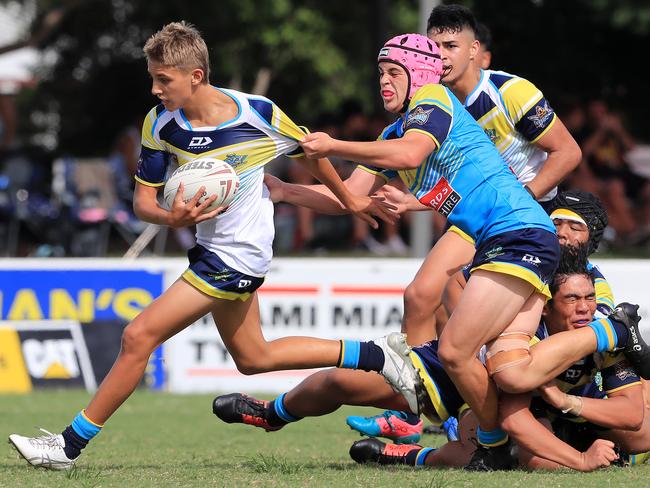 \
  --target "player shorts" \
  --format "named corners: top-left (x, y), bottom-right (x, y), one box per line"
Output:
top-left (410, 341), bottom-right (467, 426)
top-left (467, 227), bottom-right (560, 299)
top-left (182, 244), bottom-right (265, 301)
